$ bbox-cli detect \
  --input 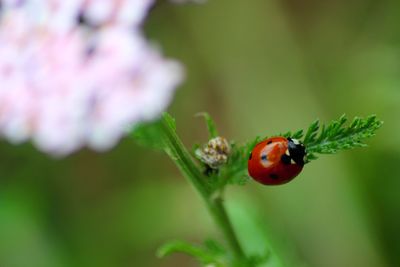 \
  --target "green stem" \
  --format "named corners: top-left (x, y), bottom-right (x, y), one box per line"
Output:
top-left (161, 115), bottom-right (210, 200)
top-left (210, 197), bottom-right (245, 259)
top-left (160, 114), bottom-right (246, 262)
